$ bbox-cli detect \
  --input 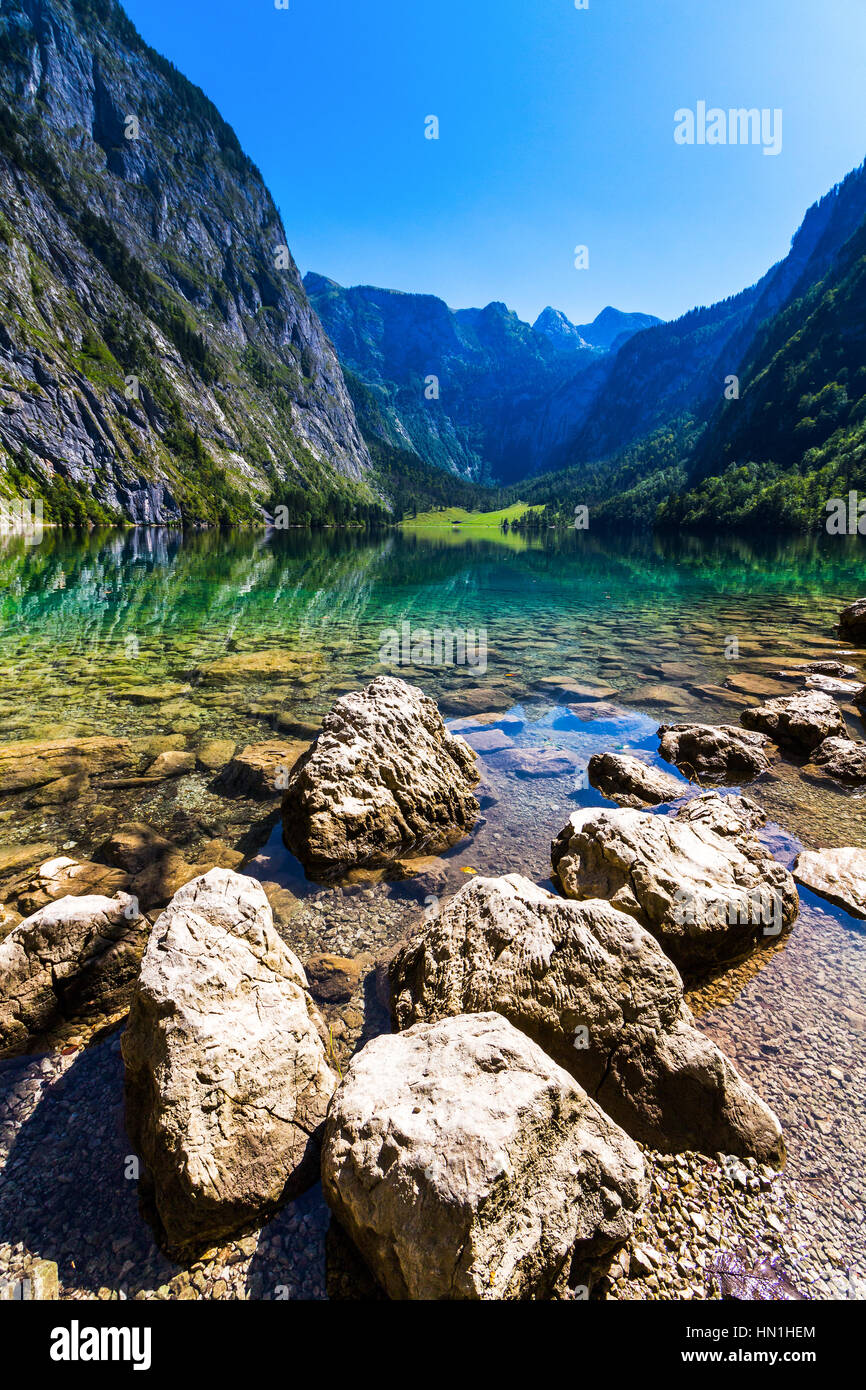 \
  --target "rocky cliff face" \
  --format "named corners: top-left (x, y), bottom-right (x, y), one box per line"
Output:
top-left (0, 0), bottom-right (372, 524)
